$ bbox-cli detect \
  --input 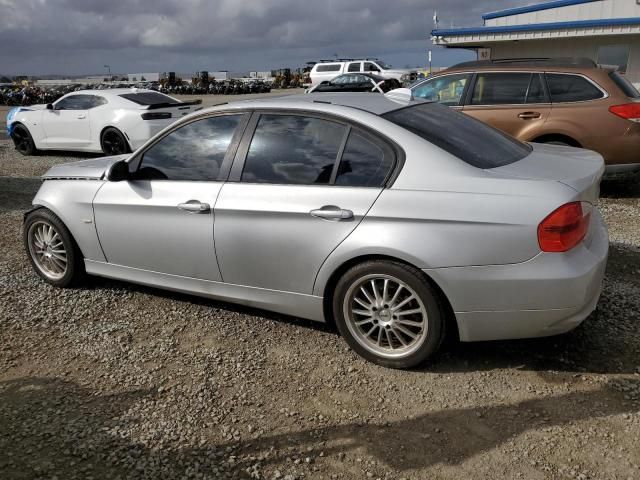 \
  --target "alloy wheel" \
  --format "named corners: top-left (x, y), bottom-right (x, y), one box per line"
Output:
top-left (102, 130), bottom-right (126, 155)
top-left (27, 221), bottom-right (68, 281)
top-left (343, 274), bottom-right (429, 359)
top-left (12, 127), bottom-right (31, 154)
